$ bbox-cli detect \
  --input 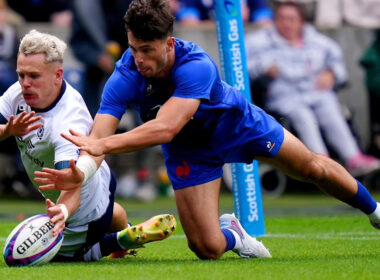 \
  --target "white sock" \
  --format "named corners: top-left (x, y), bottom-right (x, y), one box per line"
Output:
top-left (83, 243), bottom-right (102, 262)
top-left (368, 202), bottom-right (380, 222)
top-left (228, 229), bottom-right (243, 251)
